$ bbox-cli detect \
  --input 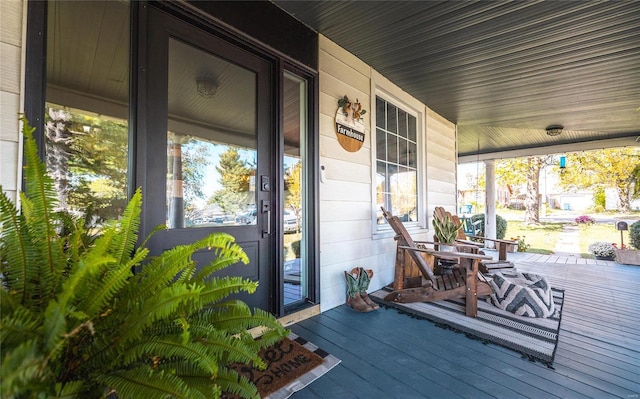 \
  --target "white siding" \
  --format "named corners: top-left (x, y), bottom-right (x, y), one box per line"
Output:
top-left (318, 36), bottom-right (457, 311)
top-left (0, 0), bottom-right (25, 204)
